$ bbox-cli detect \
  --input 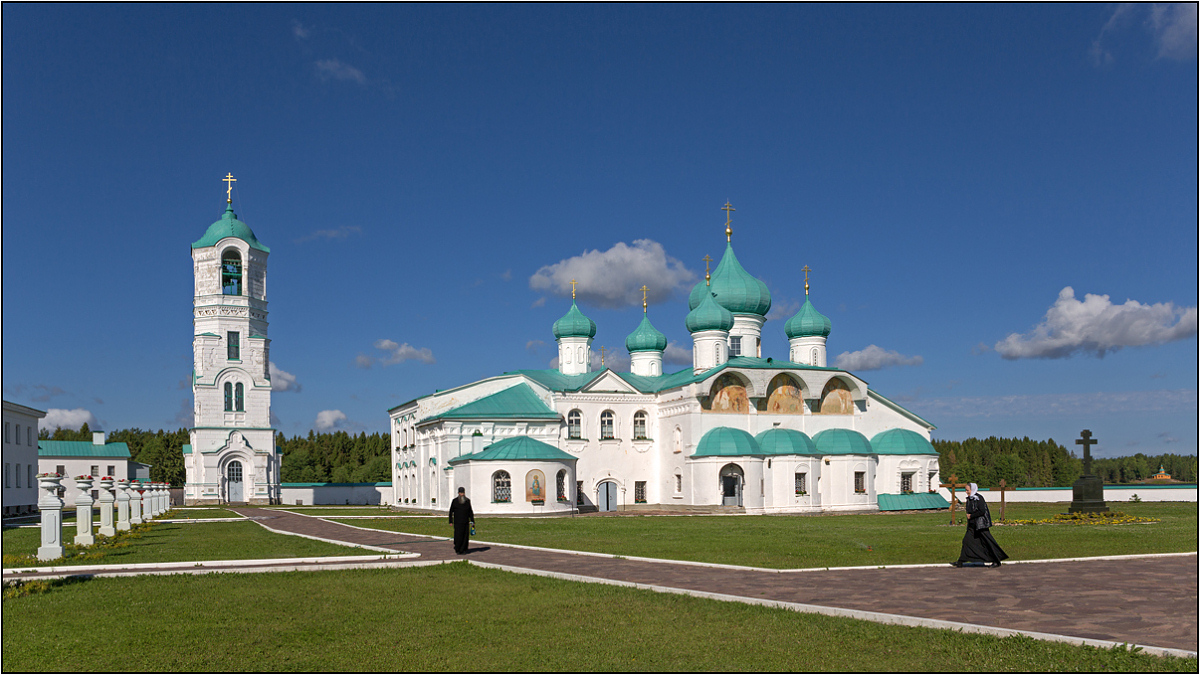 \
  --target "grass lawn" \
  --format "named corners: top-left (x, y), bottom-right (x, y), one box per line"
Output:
top-left (1, 520), bottom-right (365, 568)
top-left (2, 563), bottom-right (1193, 672)
top-left (330, 502), bottom-right (1197, 568)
